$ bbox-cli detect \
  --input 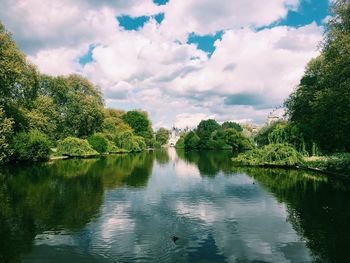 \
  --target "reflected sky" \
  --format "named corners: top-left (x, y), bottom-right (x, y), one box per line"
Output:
top-left (15, 149), bottom-right (317, 262)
